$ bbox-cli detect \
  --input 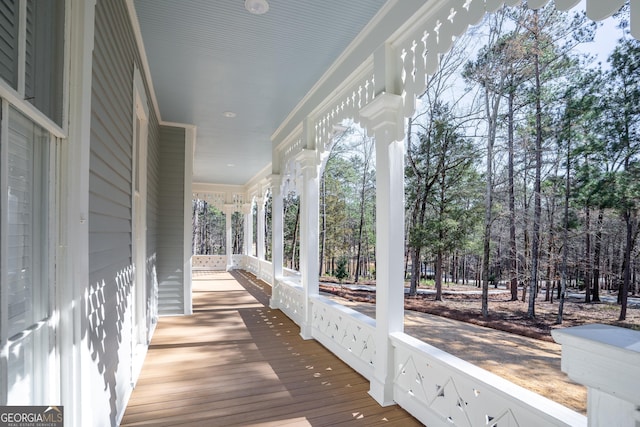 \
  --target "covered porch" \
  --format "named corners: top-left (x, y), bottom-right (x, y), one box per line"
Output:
top-left (121, 270), bottom-right (420, 426)
top-left (132, 0), bottom-right (640, 426)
